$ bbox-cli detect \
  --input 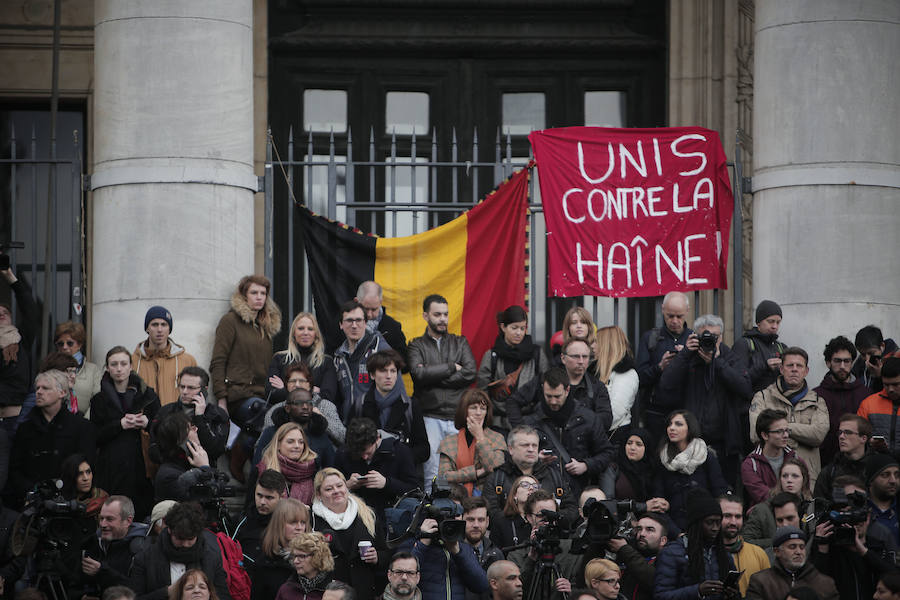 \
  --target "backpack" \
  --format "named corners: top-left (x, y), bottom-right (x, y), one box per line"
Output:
top-left (214, 530), bottom-right (252, 600)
